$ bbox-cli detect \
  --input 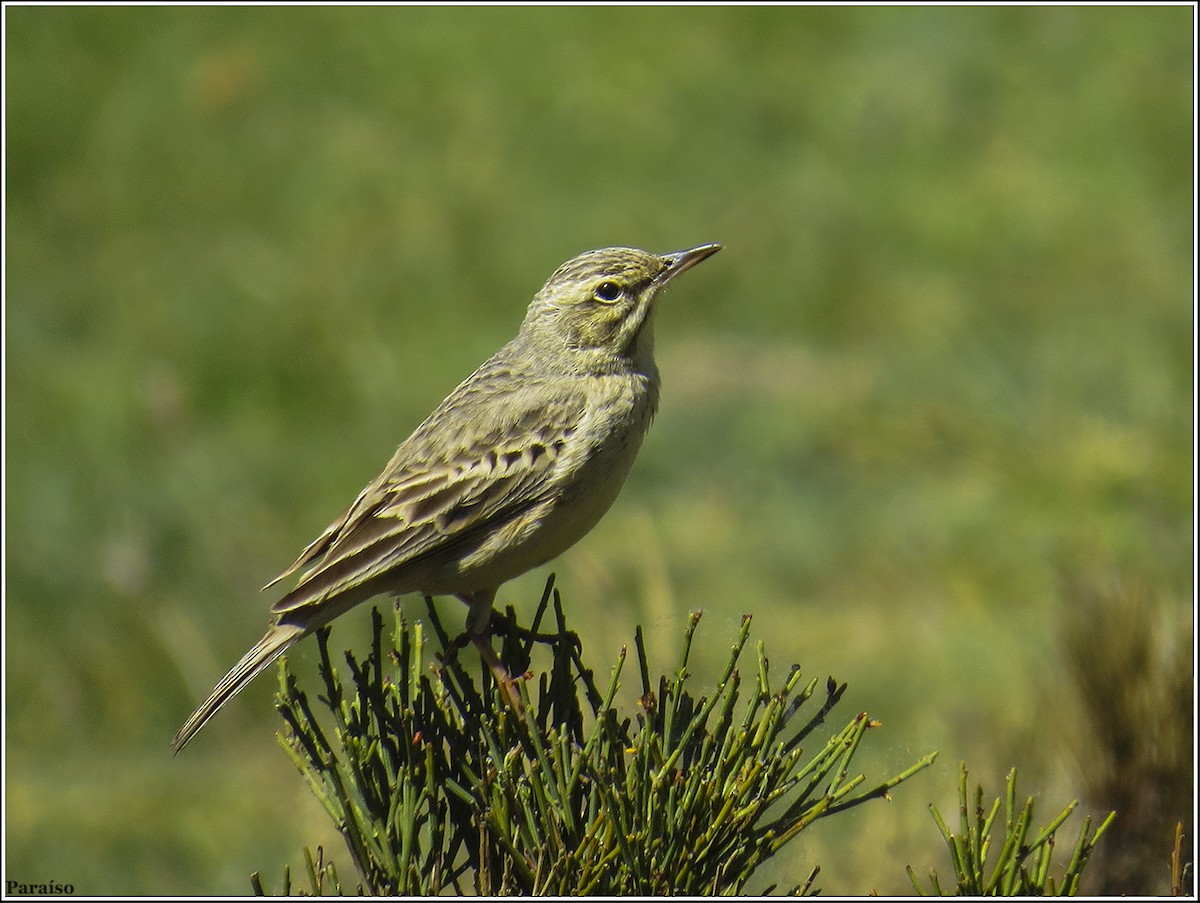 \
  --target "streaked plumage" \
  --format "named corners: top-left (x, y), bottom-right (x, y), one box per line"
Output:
top-left (171, 243), bottom-right (720, 752)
